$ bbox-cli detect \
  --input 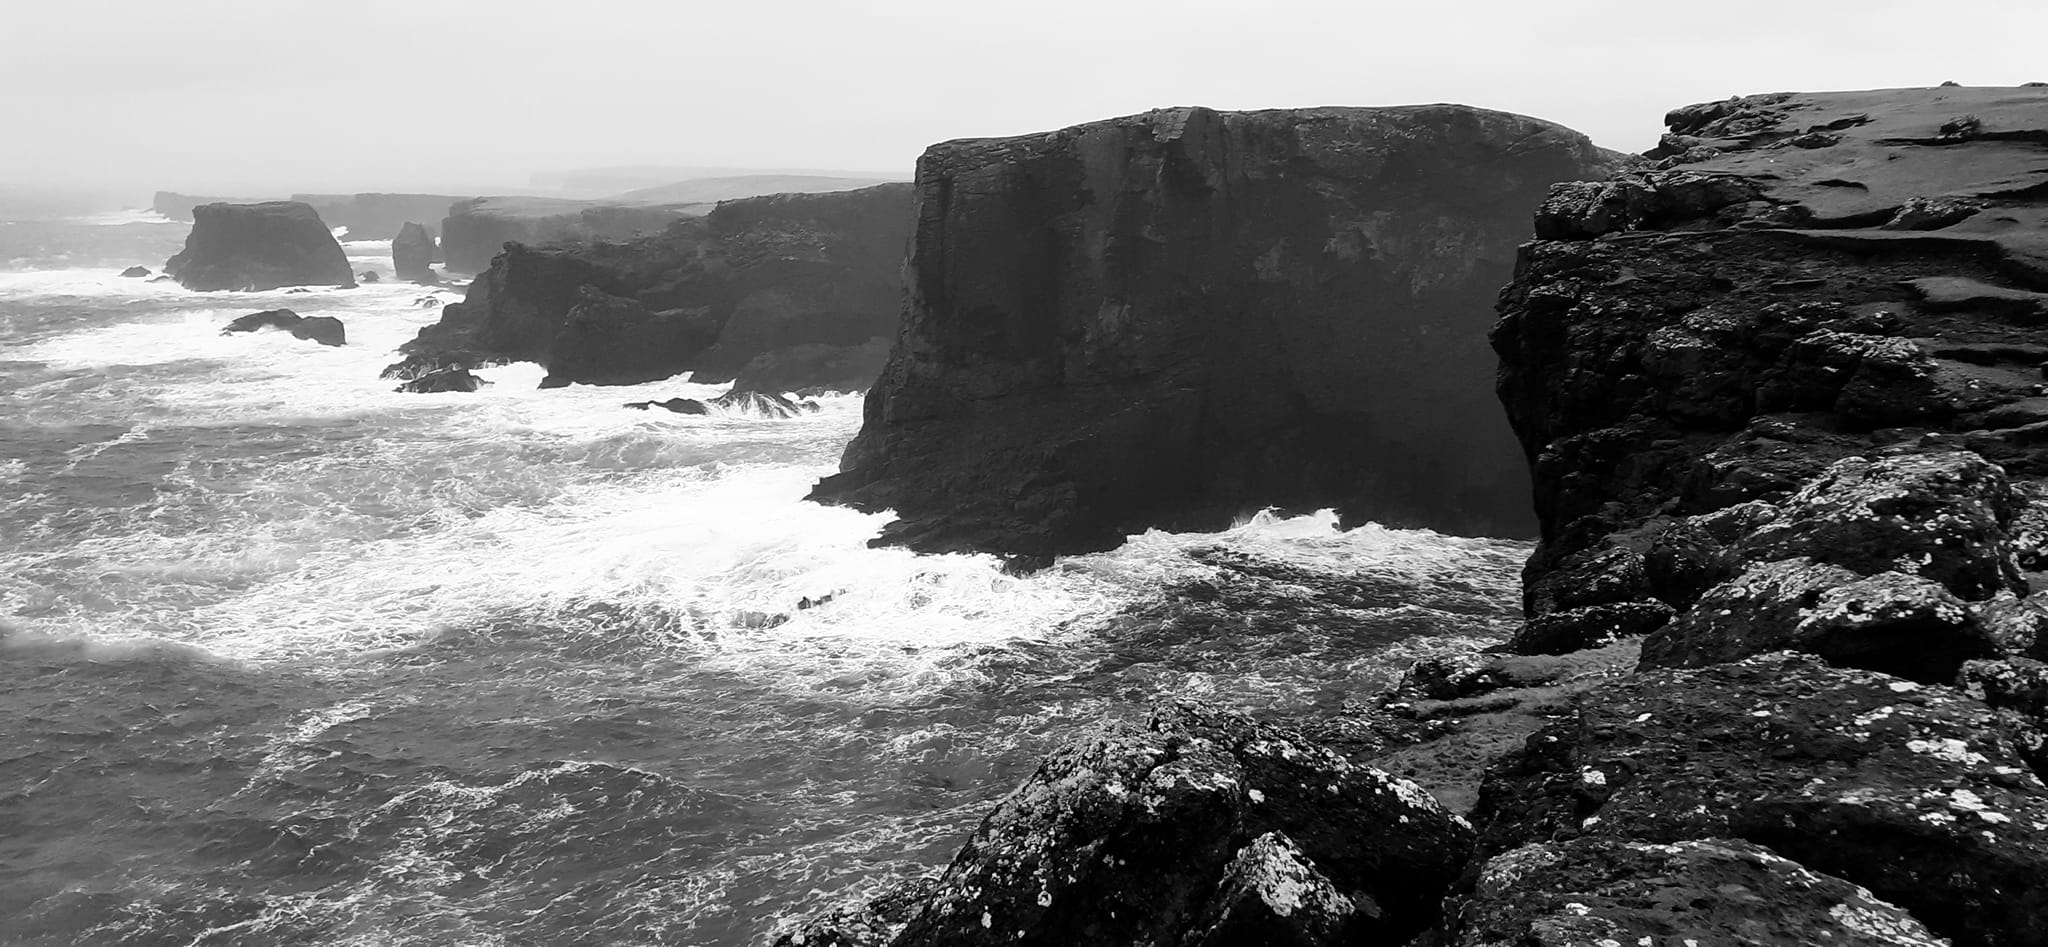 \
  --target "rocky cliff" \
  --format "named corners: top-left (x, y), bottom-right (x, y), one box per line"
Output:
top-left (437, 196), bottom-right (705, 274)
top-left (775, 87), bottom-right (2048, 947)
top-left (393, 183), bottom-right (913, 389)
top-left (391, 222), bottom-right (437, 282)
top-left (163, 201), bottom-right (355, 291)
top-left (808, 105), bottom-right (1615, 560)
